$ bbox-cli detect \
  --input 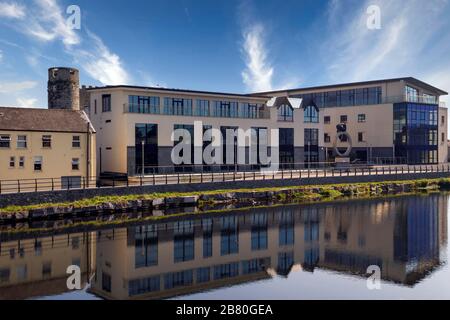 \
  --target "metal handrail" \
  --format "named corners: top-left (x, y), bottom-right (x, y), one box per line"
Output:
top-left (1, 163), bottom-right (450, 195)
